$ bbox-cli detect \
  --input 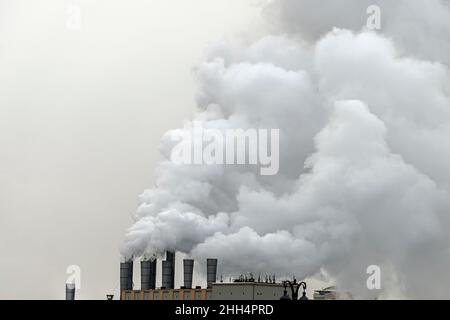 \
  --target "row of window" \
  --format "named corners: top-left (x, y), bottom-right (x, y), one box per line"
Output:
top-left (124, 291), bottom-right (208, 300)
